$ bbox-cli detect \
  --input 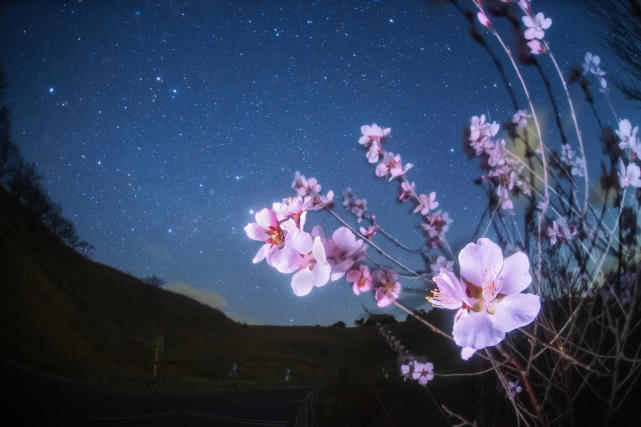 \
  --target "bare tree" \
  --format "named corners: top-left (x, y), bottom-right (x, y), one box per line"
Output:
top-left (587, 0), bottom-right (641, 103)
